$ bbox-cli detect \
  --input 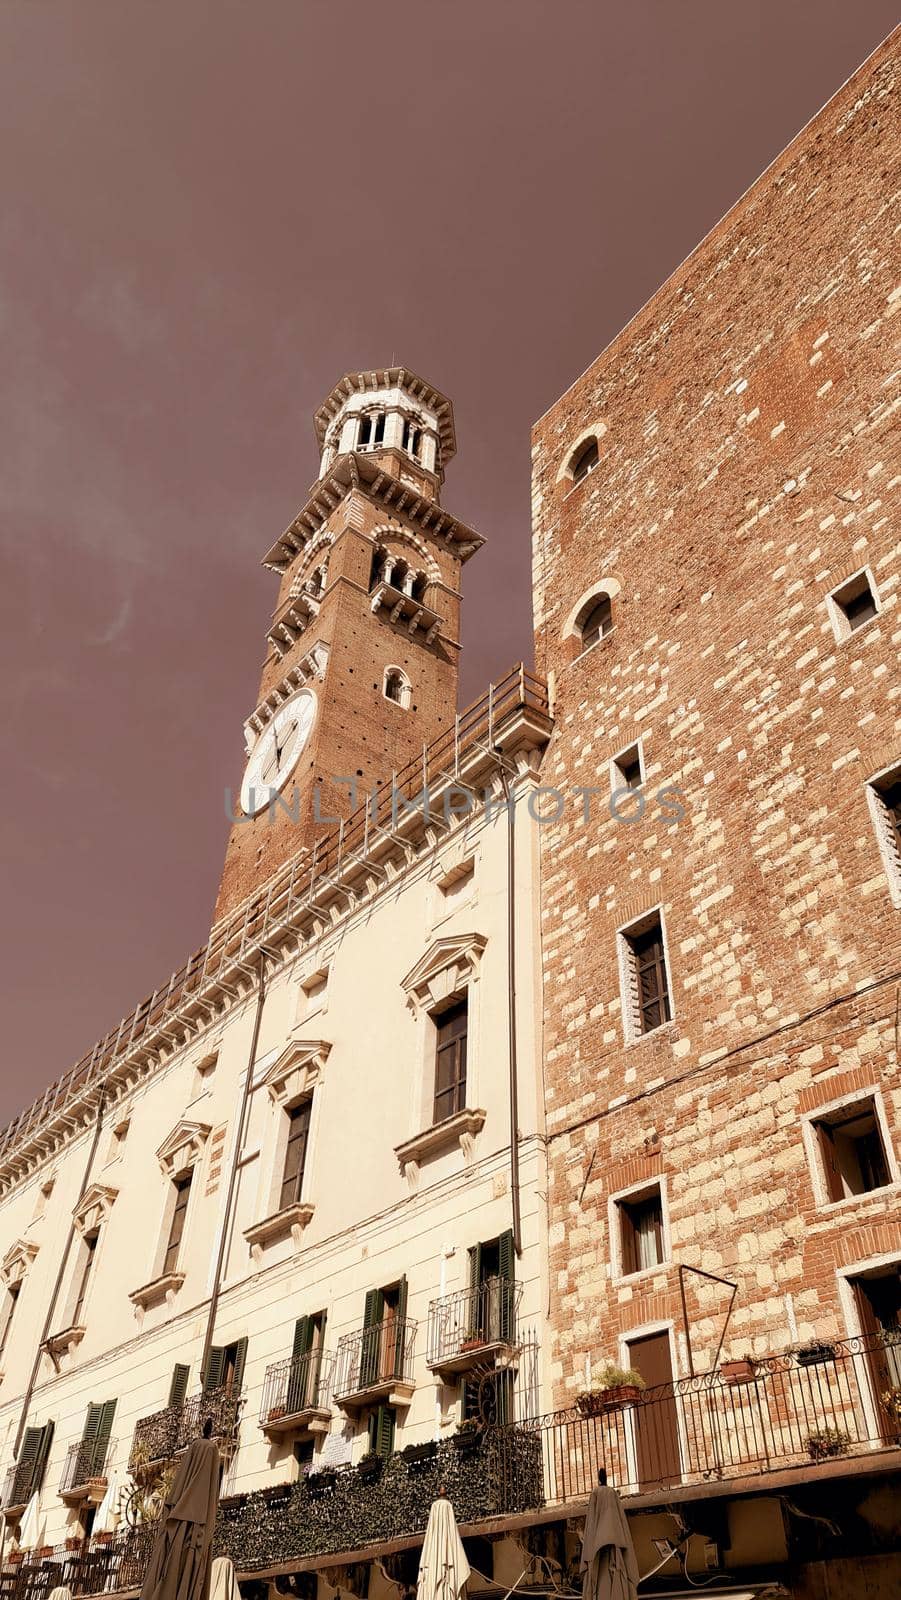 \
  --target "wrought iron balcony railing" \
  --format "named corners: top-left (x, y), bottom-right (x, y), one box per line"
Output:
top-left (1, 1460), bottom-right (36, 1516)
top-left (260, 1349), bottom-right (334, 1434)
top-left (427, 1277), bottom-right (523, 1376)
top-left (59, 1437), bottom-right (117, 1503)
top-left (129, 1385), bottom-right (243, 1467)
top-left (333, 1318), bottom-right (417, 1409)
